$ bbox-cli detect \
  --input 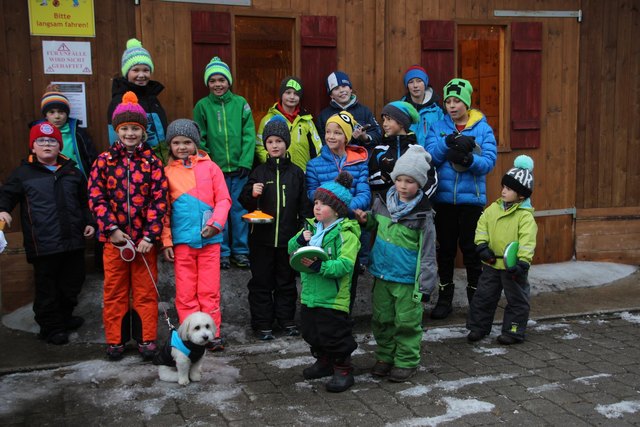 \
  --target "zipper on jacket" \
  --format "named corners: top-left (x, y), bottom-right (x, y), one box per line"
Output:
top-left (127, 154), bottom-right (132, 234)
top-left (221, 102), bottom-right (231, 172)
top-left (274, 159), bottom-right (280, 247)
top-left (453, 172), bottom-right (459, 205)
